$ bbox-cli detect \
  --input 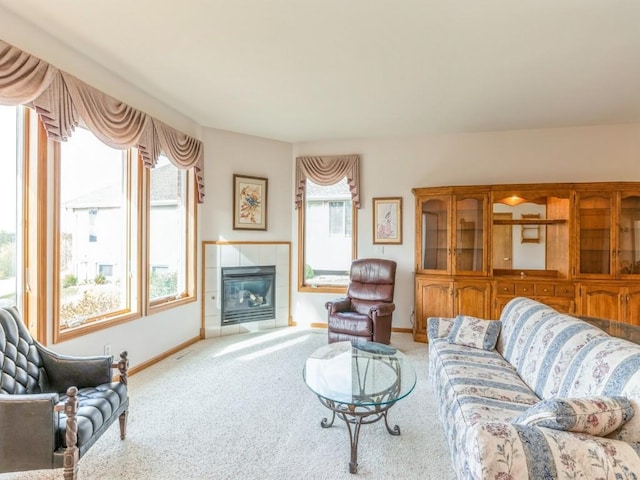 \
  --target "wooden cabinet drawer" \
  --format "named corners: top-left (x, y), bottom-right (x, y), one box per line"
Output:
top-left (556, 285), bottom-right (575, 298)
top-left (534, 284), bottom-right (555, 296)
top-left (515, 283), bottom-right (534, 296)
top-left (496, 282), bottom-right (515, 295)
